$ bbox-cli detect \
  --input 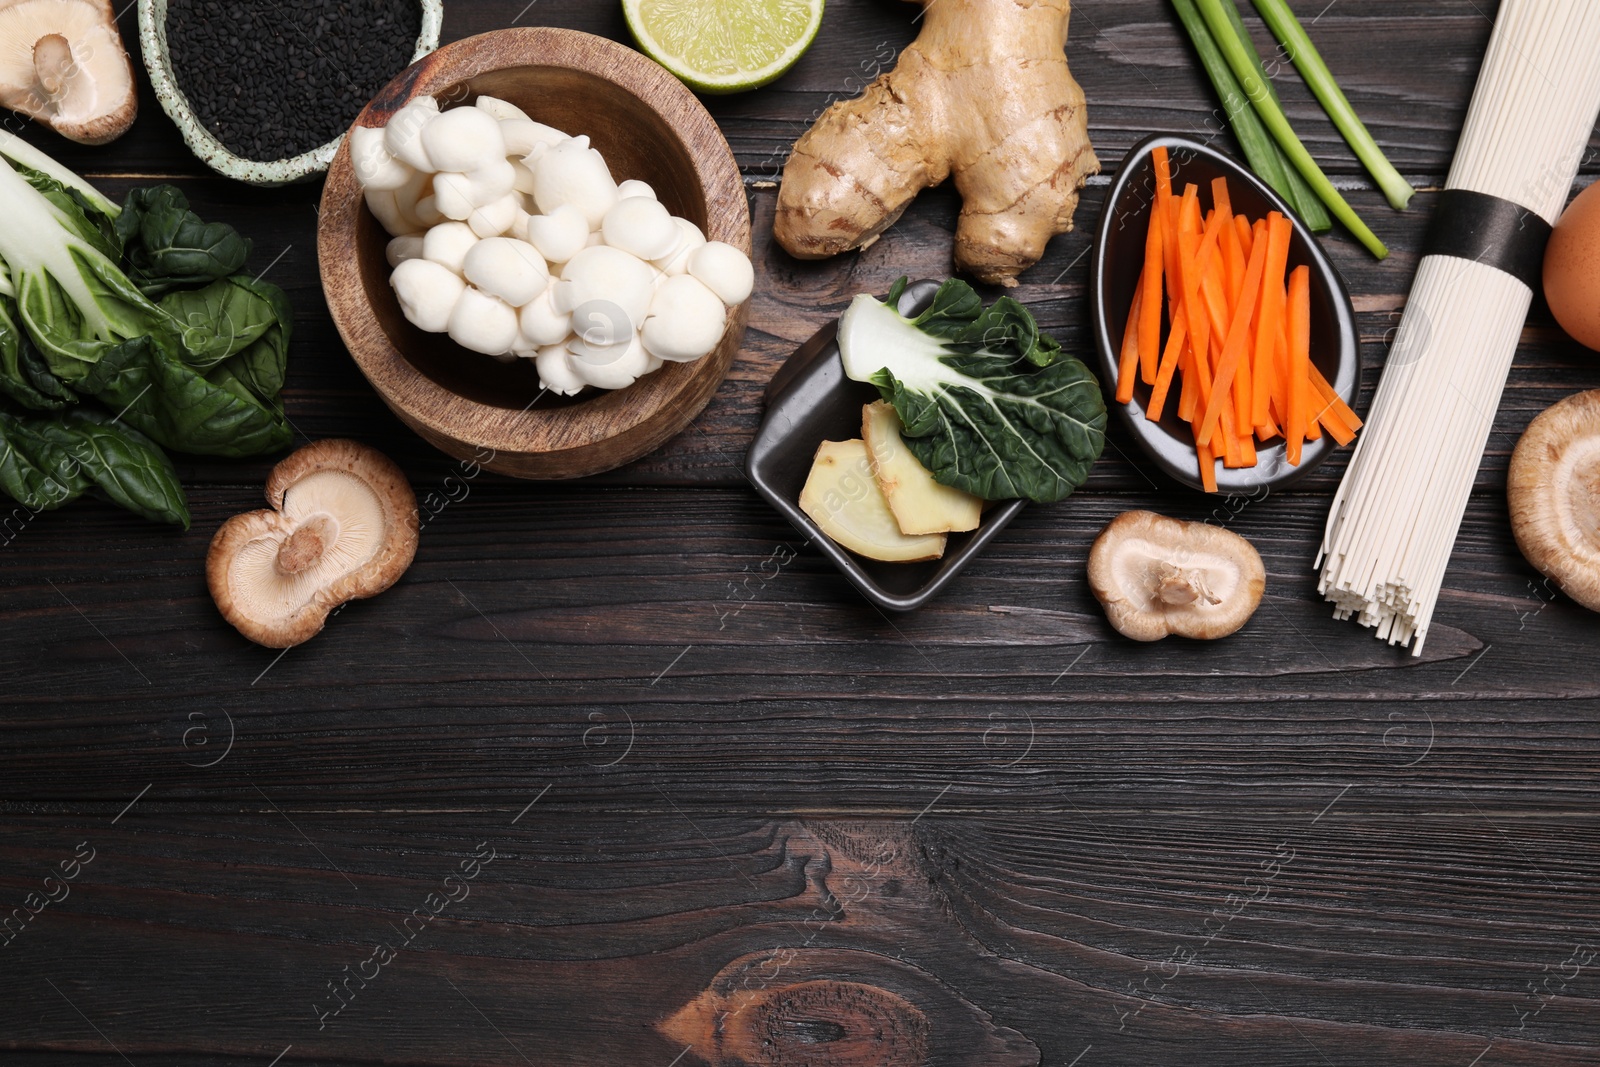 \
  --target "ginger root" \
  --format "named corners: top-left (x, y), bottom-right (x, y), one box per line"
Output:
top-left (774, 0), bottom-right (1098, 287)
